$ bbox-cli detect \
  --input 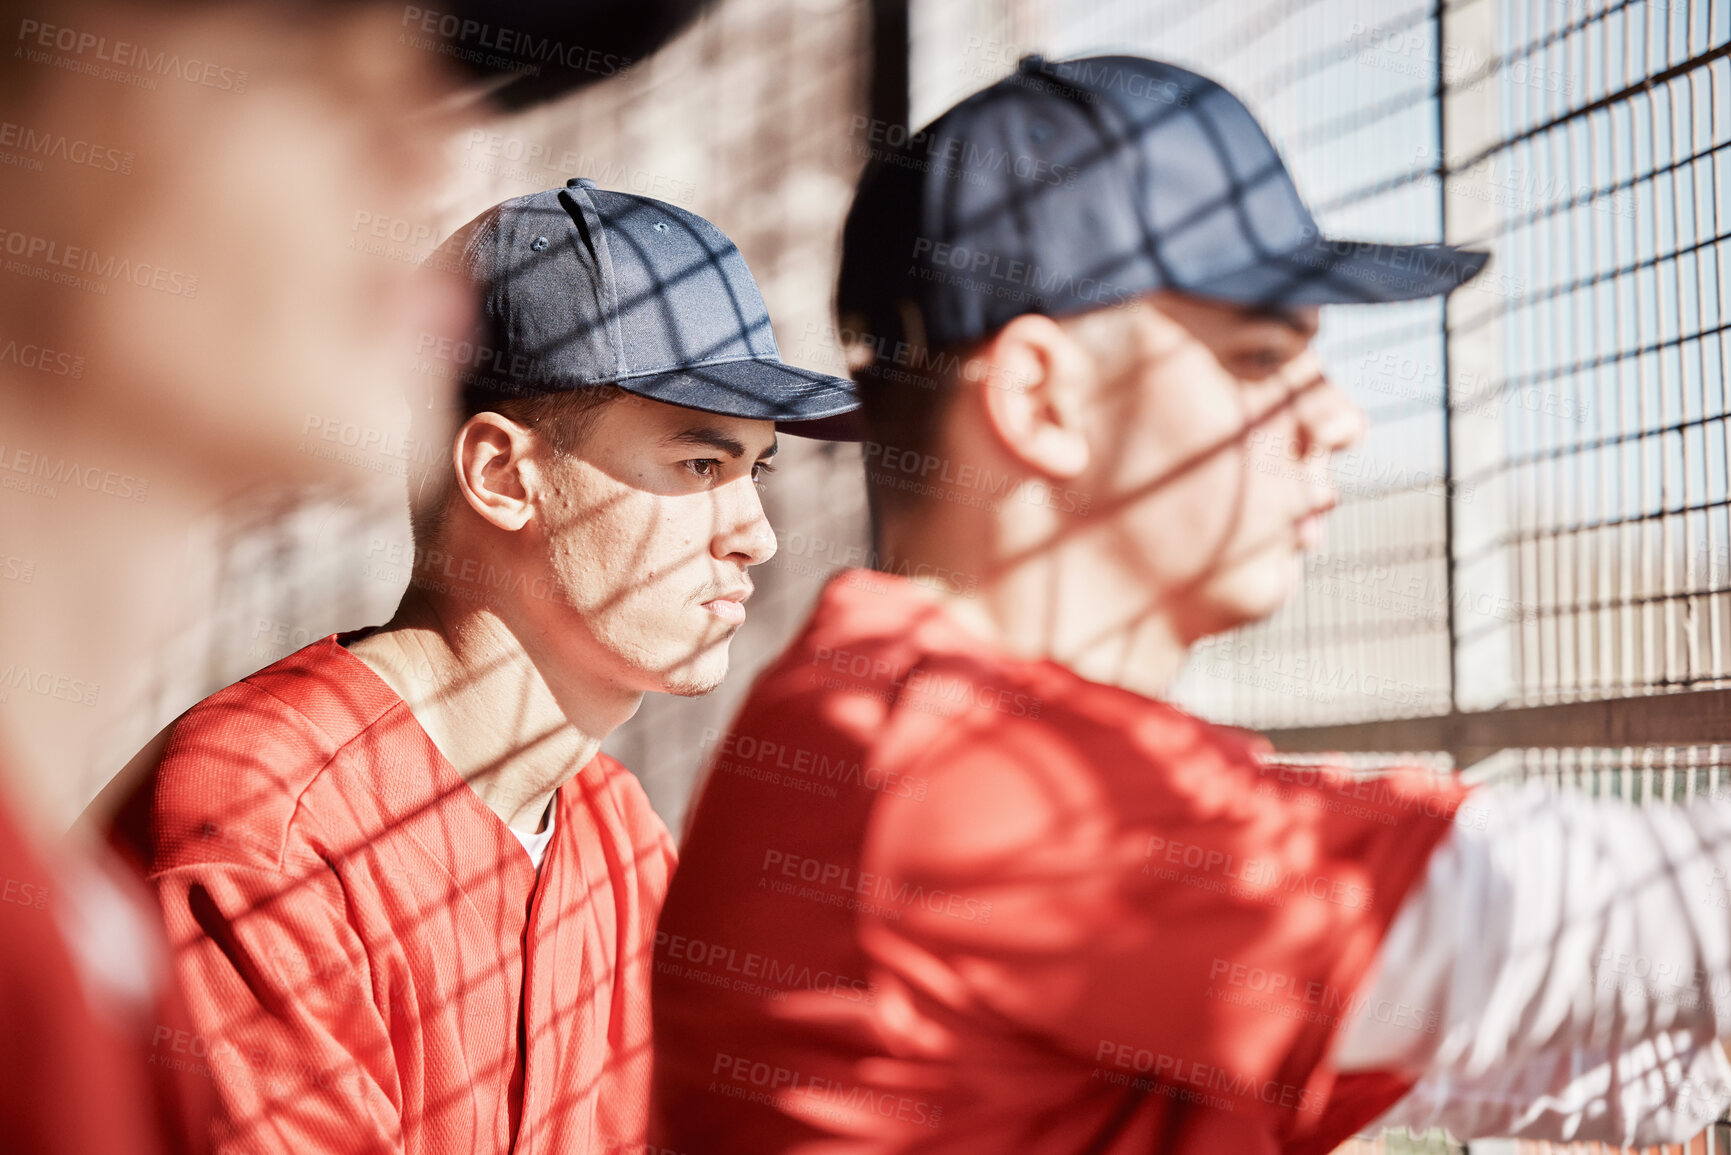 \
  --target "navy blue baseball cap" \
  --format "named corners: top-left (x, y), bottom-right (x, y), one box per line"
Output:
top-left (437, 178), bottom-right (858, 438)
top-left (839, 54), bottom-right (1490, 356)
